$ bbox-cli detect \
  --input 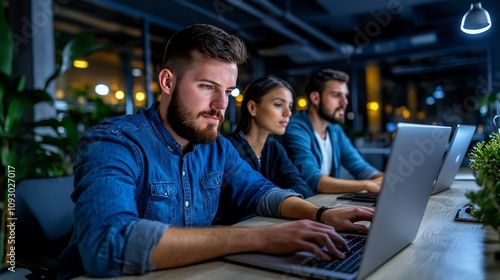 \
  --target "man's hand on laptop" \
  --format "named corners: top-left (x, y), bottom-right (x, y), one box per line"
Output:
top-left (365, 173), bottom-right (384, 193)
top-left (254, 219), bottom-right (348, 261)
top-left (322, 206), bottom-right (375, 233)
